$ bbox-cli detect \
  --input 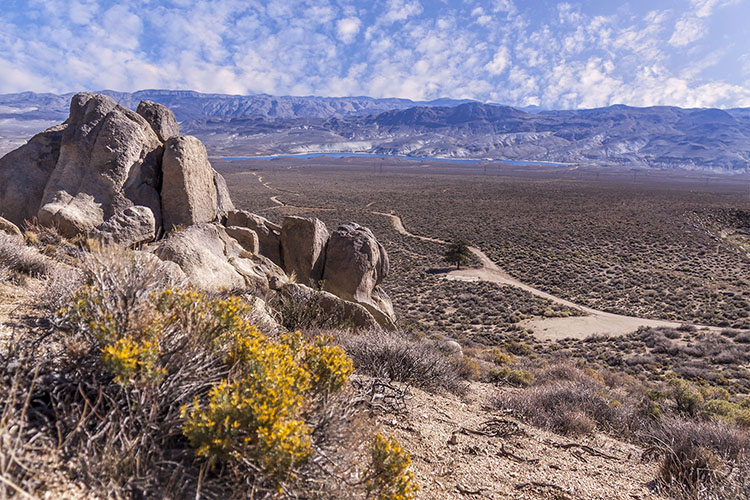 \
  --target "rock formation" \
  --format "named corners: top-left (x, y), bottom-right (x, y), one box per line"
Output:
top-left (0, 93), bottom-right (397, 330)
top-left (161, 136), bottom-right (220, 231)
top-left (0, 92), bottom-right (231, 238)
top-left (226, 210), bottom-right (282, 266)
top-left (322, 223), bottom-right (396, 329)
top-left (281, 216), bottom-right (329, 286)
